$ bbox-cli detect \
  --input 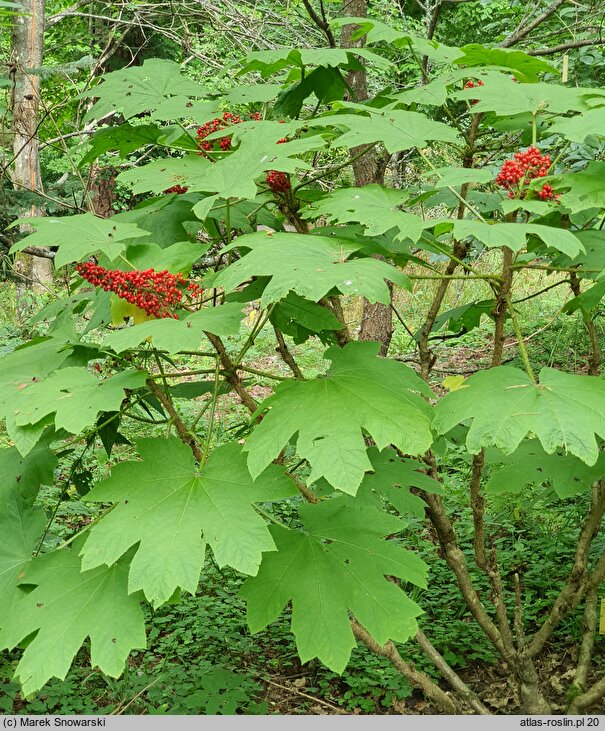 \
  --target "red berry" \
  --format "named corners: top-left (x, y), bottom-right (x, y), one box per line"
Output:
top-left (163, 184), bottom-right (189, 195)
top-left (266, 170), bottom-right (290, 193)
